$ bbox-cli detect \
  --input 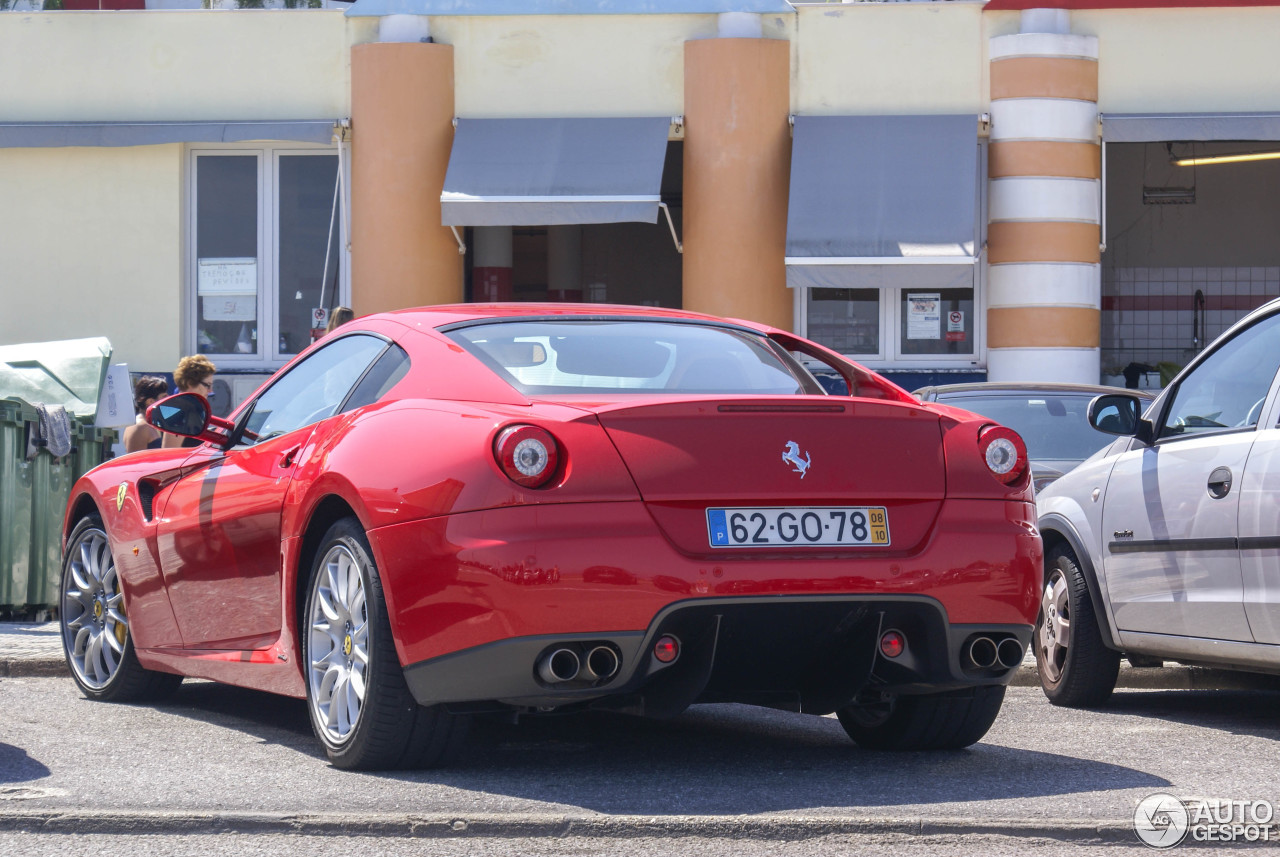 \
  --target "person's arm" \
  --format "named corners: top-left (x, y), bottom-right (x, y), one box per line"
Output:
top-left (123, 424), bottom-right (149, 453)
top-left (161, 432), bottom-right (183, 449)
